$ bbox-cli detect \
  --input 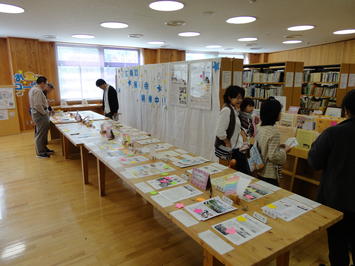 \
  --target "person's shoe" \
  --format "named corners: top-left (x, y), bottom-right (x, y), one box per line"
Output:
top-left (45, 148), bottom-right (55, 154)
top-left (36, 154), bottom-right (50, 159)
